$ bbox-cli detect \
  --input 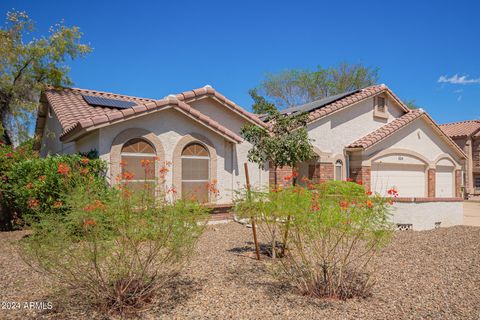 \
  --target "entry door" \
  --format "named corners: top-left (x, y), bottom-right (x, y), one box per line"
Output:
top-left (436, 166), bottom-right (454, 197)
